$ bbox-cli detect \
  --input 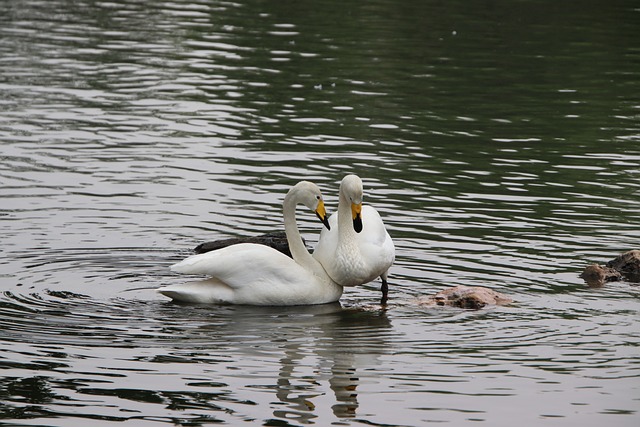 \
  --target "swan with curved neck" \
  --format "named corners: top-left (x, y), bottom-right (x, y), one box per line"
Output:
top-left (313, 174), bottom-right (395, 303)
top-left (158, 181), bottom-right (343, 305)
